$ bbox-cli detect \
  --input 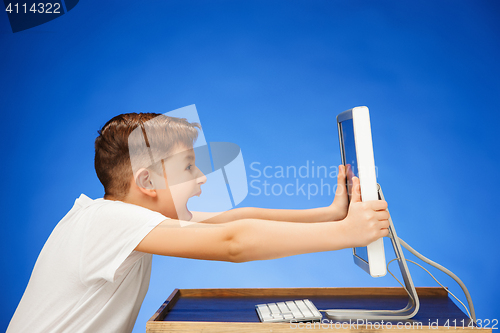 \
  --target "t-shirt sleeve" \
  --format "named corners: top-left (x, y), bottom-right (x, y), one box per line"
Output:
top-left (80, 201), bottom-right (167, 284)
